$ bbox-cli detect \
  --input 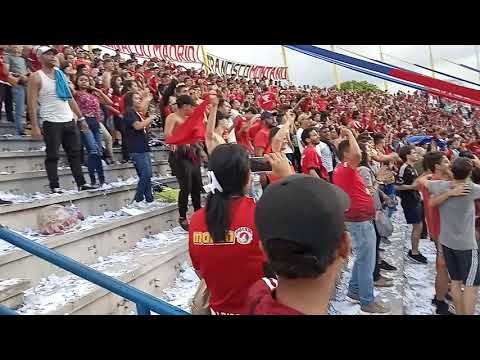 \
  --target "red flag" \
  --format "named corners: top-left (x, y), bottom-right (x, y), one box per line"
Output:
top-left (165, 99), bottom-right (210, 145)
